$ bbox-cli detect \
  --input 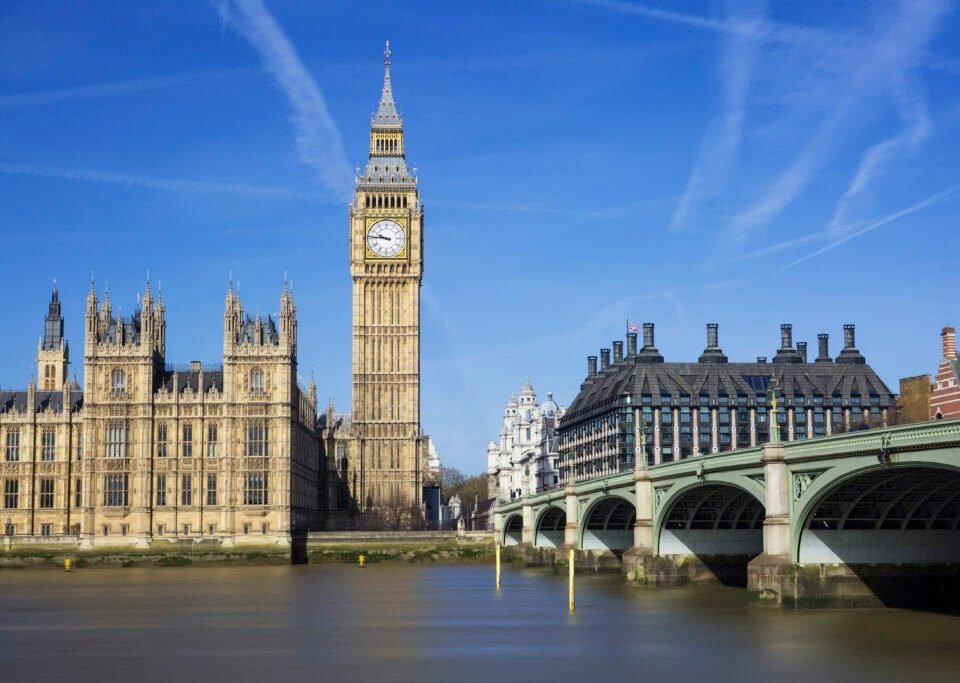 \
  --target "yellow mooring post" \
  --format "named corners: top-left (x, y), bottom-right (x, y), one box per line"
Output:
top-left (495, 542), bottom-right (501, 590)
top-left (64, 558), bottom-right (71, 573)
top-left (568, 547), bottom-right (575, 612)
top-left (358, 554), bottom-right (366, 568)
